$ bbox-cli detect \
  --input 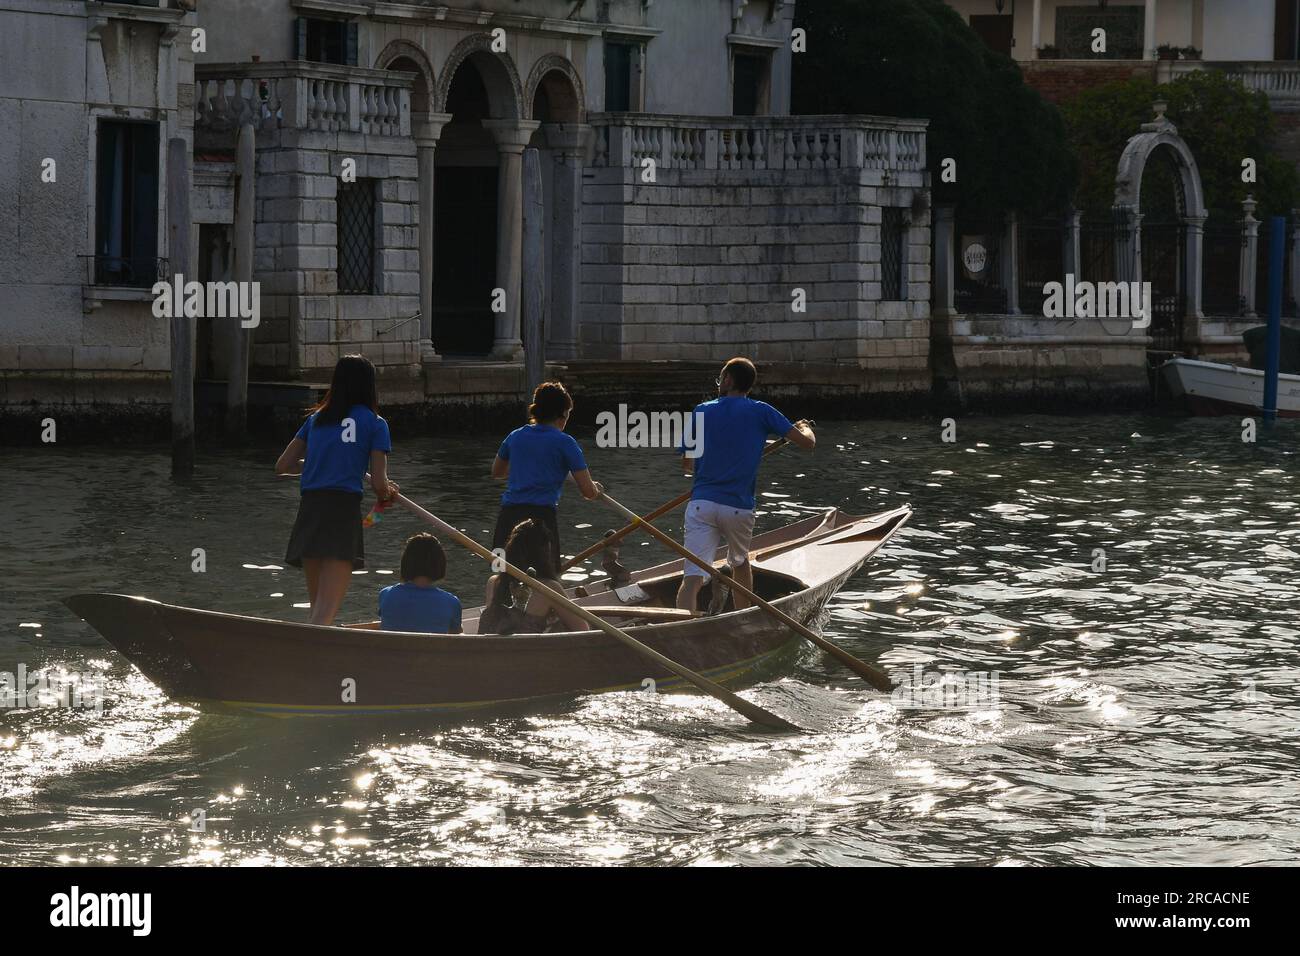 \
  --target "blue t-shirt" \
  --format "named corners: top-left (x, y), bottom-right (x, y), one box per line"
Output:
top-left (497, 423), bottom-right (588, 507)
top-left (683, 396), bottom-right (794, 510)
top-left (295, 404), bottom-right (392, 494)
top-left (379, 583), bottom-right (462, 634)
